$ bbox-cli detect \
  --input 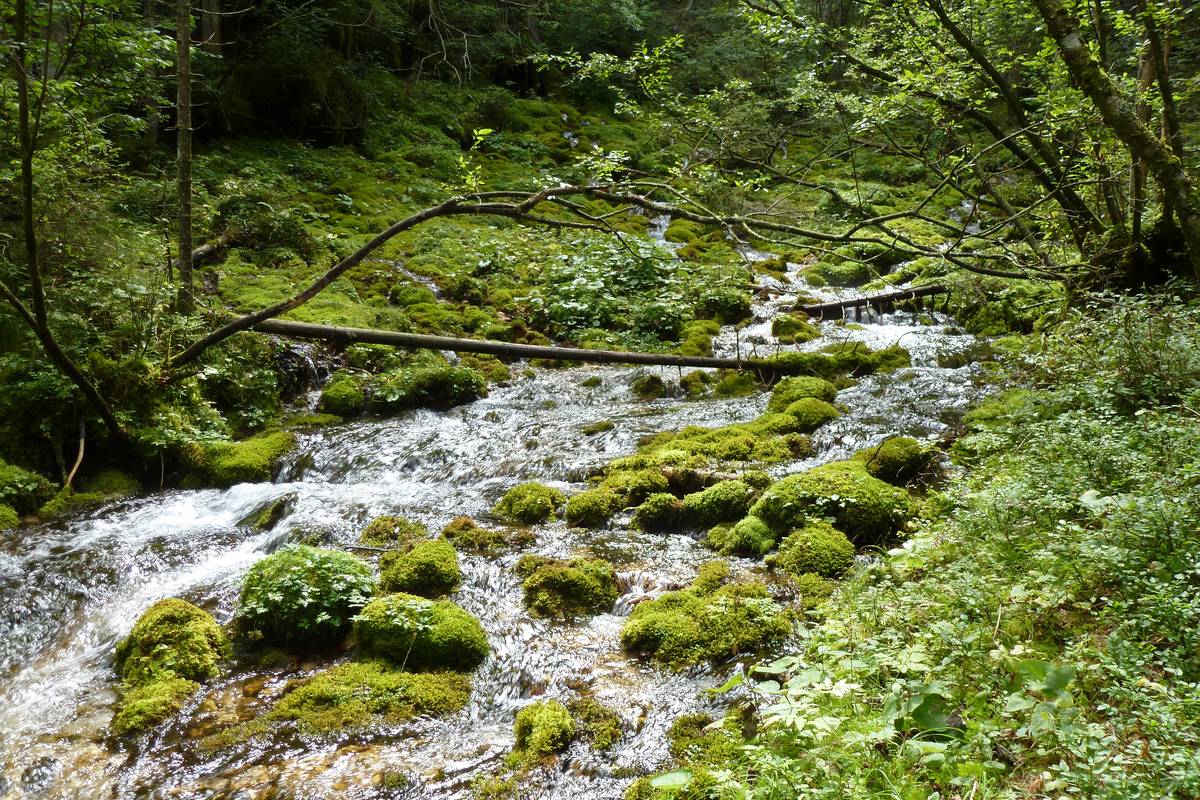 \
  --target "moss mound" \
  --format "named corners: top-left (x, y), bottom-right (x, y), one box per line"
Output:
top-left (441, 516), bottom-right (507, 554)
top-left (599, 467), bottom-right (670, 505)
top-left (681, 480), bottom-right (754, 527)
top-left (112, 676), bottom-right (201, 736)
top-left (631, 374), bottom-right (668, 400)
top-left (237, 545), bottom-right (375, 646)
top-left (767, 520), bottom-right (856, 579)
top-left (492, 482), bottom-right (565, 523)
top-left (0, 503), bottom-right (18, 529)
top-left (269, 660), bottom-right (471, 733)
top-left (620, 562), bottom-right (791, 668)
top-left (373, 364), bottom-right (487, 412)
top-left (319, 372), bottom-right (367, 417)
top-left (853, 436), bottom-right (929, 484)
top-left (379, 539), bottom-right (462, 597)
top-left (567, 697), bottom-right (622, 750)
top-left (766, 376), bottom-right (838, 412)
top-left (184, 431), bottom-right (296, 487)
top-left (771, 314), bottom-right (821, 344)
top-left (750, 461), bottom-right (911, 545)
top-left (631, 414), bottom-right (814, 469)
top-left (632, 492), bottom-right (685, 532)
top-left (359, 515), bottom-right (430, 547)
top-left (354, 593), bottom-right (489, 672)
top-left (784, 398), bottom-right (841, 431)
top-left (564, 489), bottom-right (622, 528)
top-left (705, 515), bottom-right (776, 557)
top-left (513, 700), bottom-right (576, 761)
top-left (514, 555), bottom-right (620, 618)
